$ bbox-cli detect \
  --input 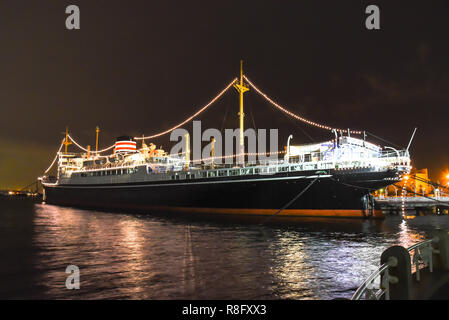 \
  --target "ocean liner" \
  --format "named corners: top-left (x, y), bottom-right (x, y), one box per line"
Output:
top-left (40, 63), bottom-right (411, 218)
